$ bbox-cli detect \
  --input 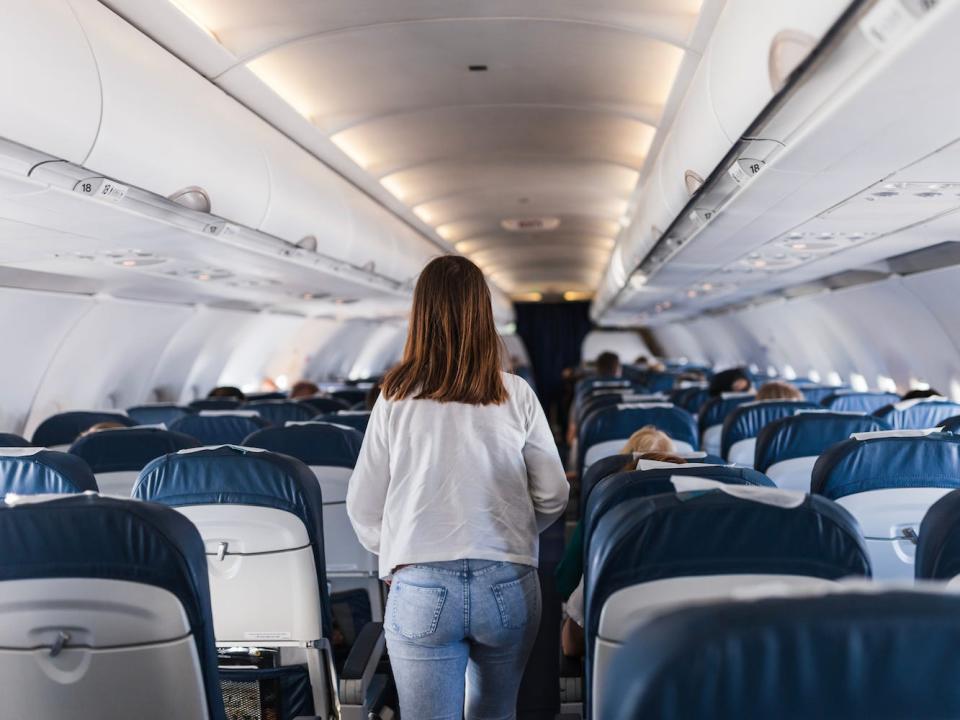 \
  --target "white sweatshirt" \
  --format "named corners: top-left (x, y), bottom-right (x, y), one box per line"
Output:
top-left (347, 372), bottom-right (570, 578)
